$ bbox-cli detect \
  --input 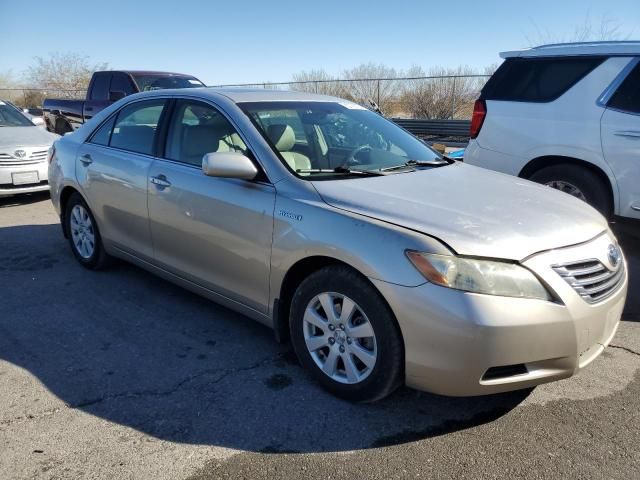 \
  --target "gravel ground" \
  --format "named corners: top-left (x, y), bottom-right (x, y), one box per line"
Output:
top-left (0, 192), bottom-right (638, 480)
